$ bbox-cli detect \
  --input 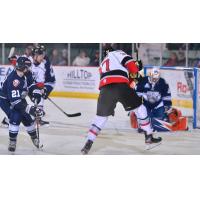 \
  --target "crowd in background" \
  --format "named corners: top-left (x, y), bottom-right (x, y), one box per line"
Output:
top-left (1, 43), bottom-right (200, 67)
